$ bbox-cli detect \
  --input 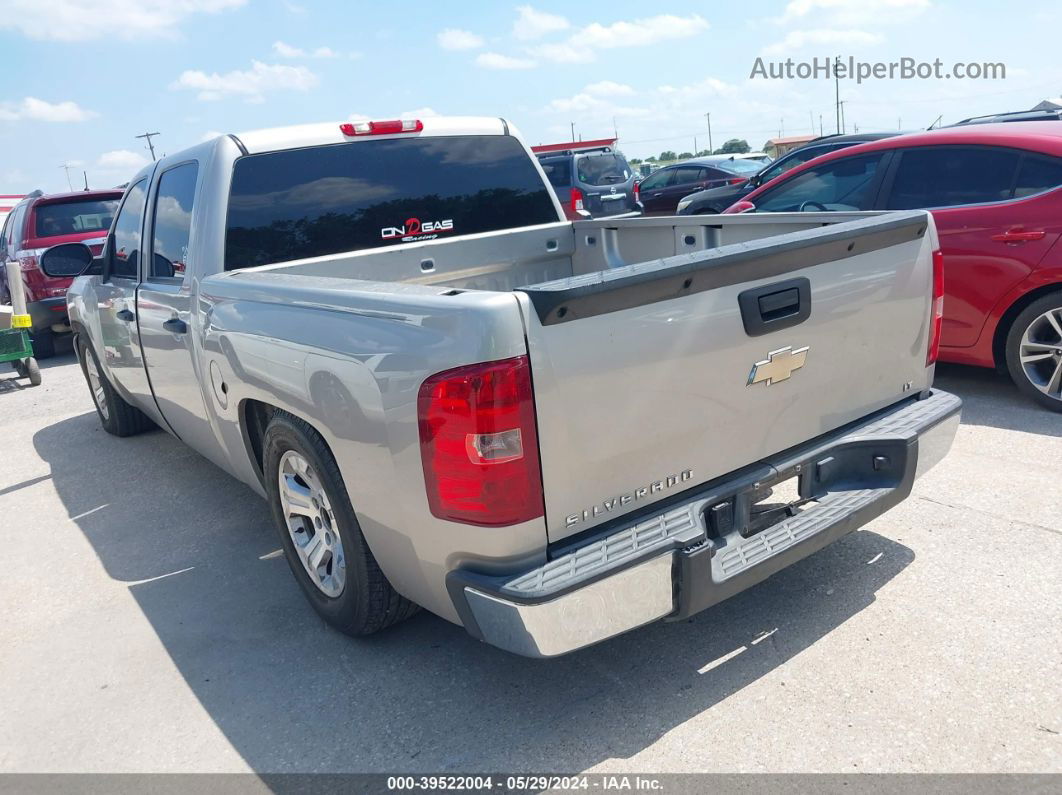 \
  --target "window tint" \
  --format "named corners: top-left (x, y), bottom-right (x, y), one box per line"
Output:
top-left (6, 204), bottom-right (26, 257)
top-left (1013, 154), bottom-right (1062, 199)
top-left (150, 162), bottom-right (198, 278)
top-left (886, 146), bottom-right (1019, 209)
top-left (540, 159), bottom-right (571, 189)
top-left (760, 144), bottom-right (842, 183)
top-left (225, 135), bottom-right (559, 270)
top-left (576, 154), bottom-right (631, 186)
top-left (670, 166), bottom-right (705, 186)
top-left (756, 154), bottom-right (884, 212)
top-left (111, 180), bottom-right (147, 279)
top-left (715, 158), bottom-right (762, 175)
top-left (637, 170), bottom-right (669, 190)
top-left (34, 198), bottom-right (118, 238)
